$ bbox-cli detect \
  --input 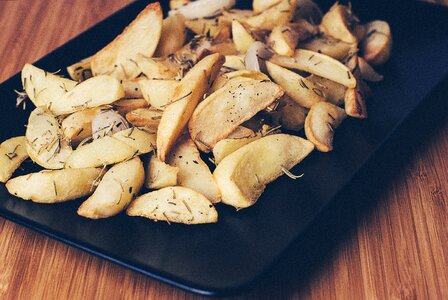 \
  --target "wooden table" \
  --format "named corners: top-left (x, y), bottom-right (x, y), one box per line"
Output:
top-left (1, 1), bottom-right (447, 299)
